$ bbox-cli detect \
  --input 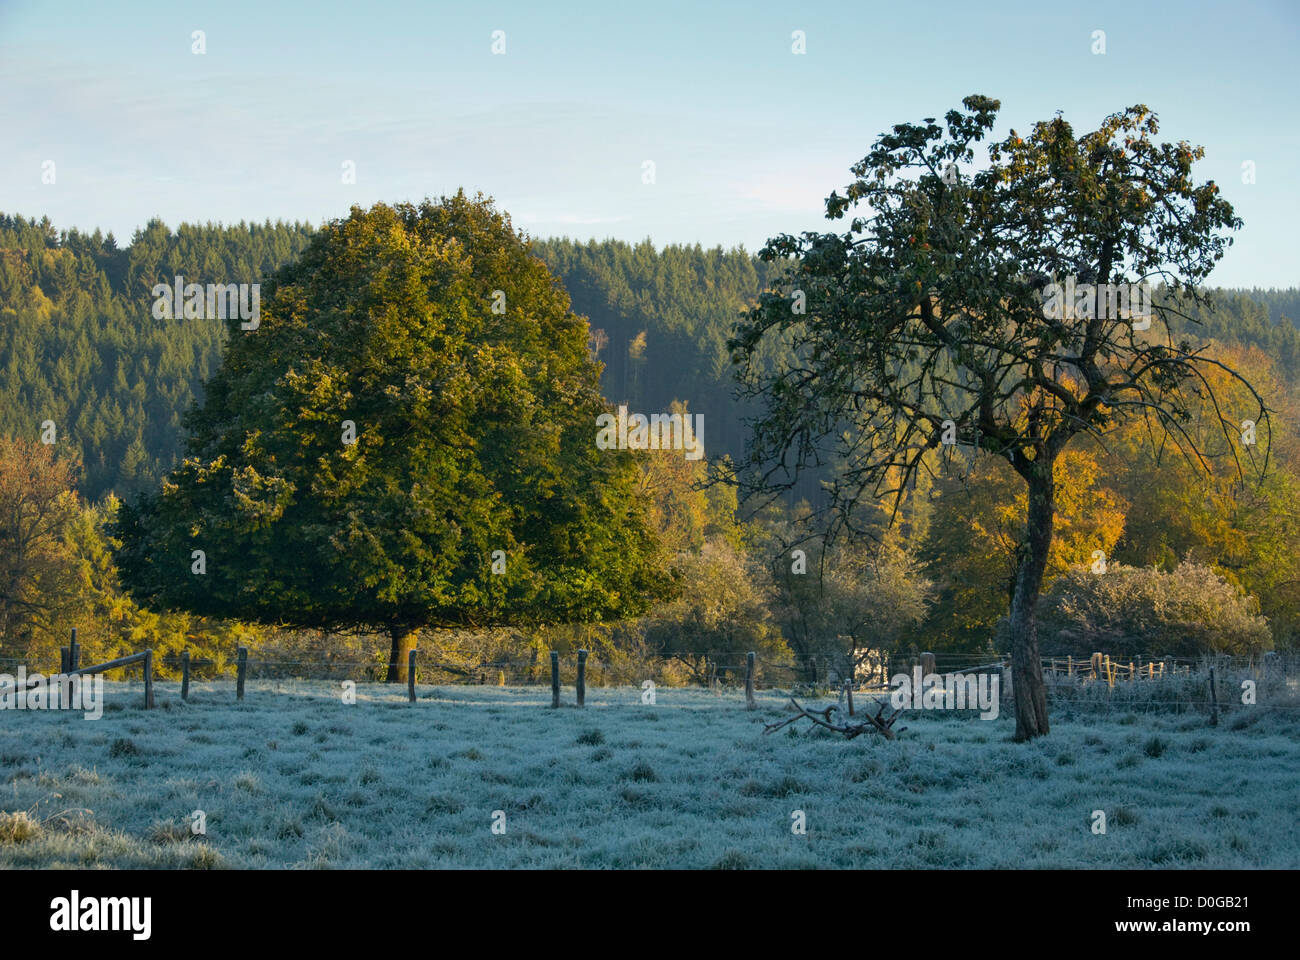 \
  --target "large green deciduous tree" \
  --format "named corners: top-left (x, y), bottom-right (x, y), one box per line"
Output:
top-left (114, 192), bottom-right (670, 681)
top-left (729, 96), bottom-right (1263, 739)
